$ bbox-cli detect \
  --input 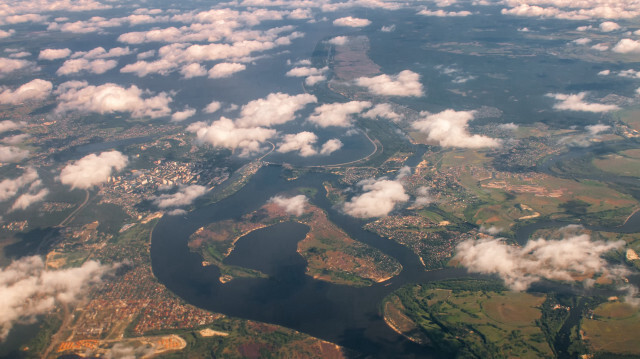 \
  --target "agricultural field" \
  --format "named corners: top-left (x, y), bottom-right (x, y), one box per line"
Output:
top-left (593, 149), bottom-right (640, 178)
top-left (581, 301), bottom-right (640, 356)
